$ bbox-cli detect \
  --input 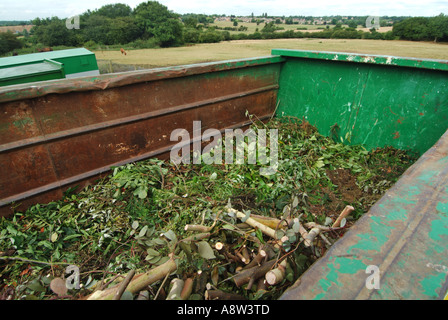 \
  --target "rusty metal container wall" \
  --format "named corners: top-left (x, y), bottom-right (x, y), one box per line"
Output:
top-left (0, 56), bottom-right (284, 216)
